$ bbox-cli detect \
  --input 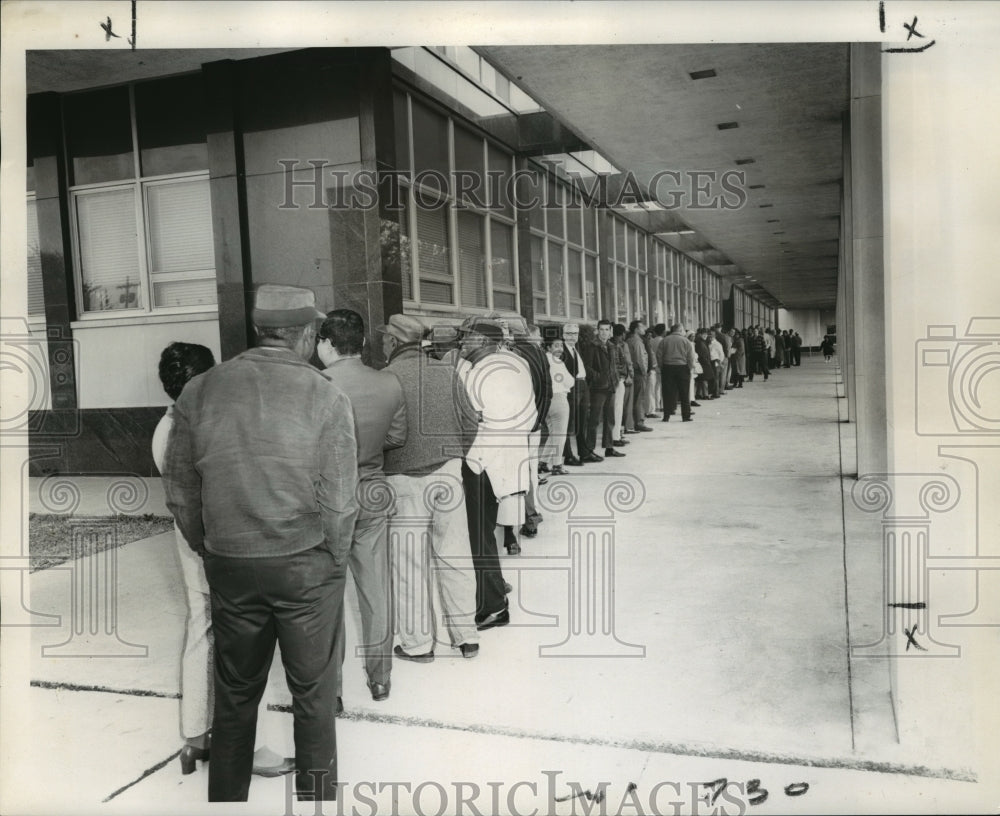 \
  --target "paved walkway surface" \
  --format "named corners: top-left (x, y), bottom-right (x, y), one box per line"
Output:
top-left (6, 358), bottom-right (996, 814)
